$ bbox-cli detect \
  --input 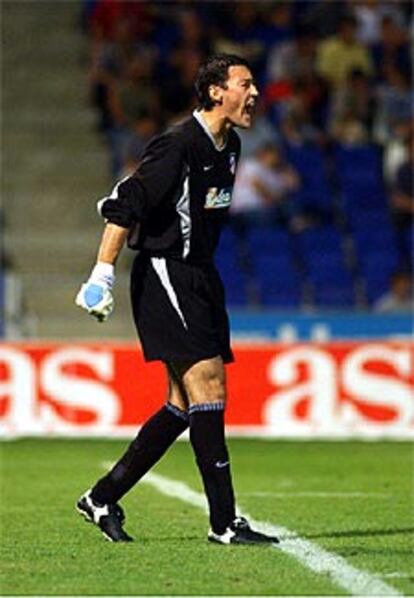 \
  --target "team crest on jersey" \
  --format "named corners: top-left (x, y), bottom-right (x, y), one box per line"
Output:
top-left (204, 187), bottom-right (232, 209)
top-left (229, 152), bottom-right (237, 175)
